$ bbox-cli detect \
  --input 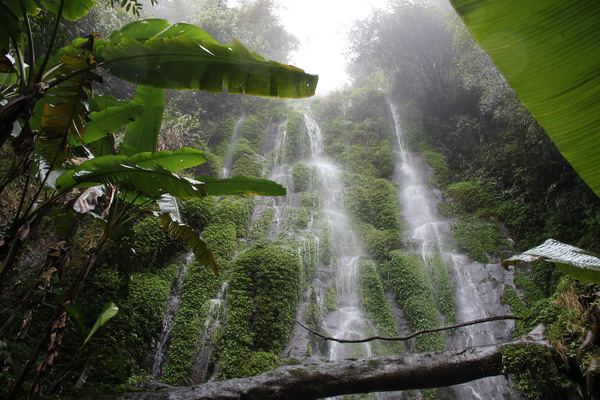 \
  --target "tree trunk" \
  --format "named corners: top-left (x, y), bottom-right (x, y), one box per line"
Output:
top-left (110, 334), bottom-right (553, 400)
